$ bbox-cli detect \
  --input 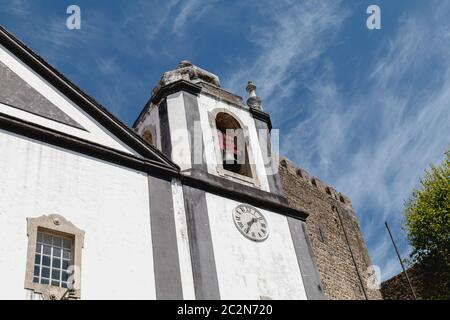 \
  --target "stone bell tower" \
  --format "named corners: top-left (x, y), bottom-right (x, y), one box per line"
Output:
top-left (133, 60), bottom-right (282, 195)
